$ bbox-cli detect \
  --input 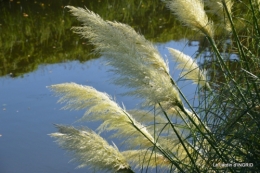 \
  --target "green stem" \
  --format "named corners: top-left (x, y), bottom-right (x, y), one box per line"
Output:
top-left (206, 35), bottom-right (249, 108)
top-left (169, 78), bottom-right (235, 173)
top-left (222, 0), bottom-right (260, 107)
top-left (122, 110), bottom-right (185, 172)
top-left (158, 102), bottom-right (200, 173)
top-left (249, 0), bottom-right (260, 36)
